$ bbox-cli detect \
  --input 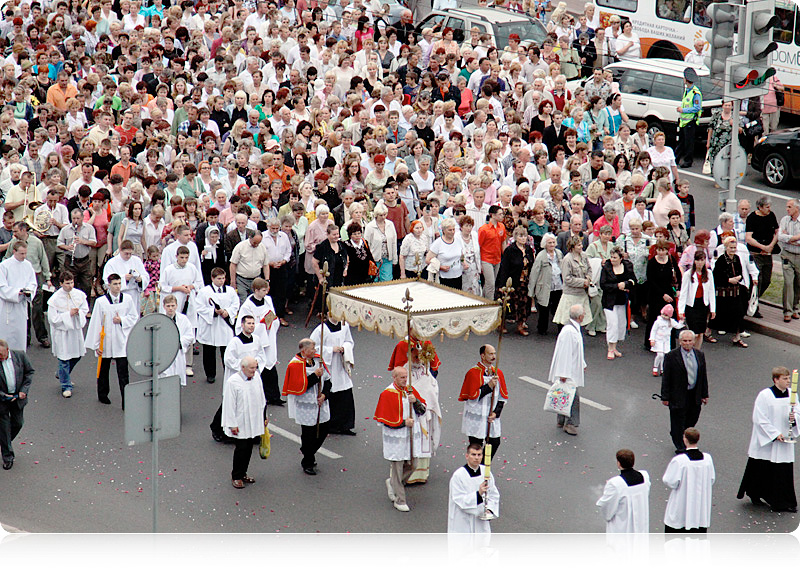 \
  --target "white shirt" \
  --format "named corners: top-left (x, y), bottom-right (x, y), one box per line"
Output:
top-left (263, 230), bottom-right (291, 263)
